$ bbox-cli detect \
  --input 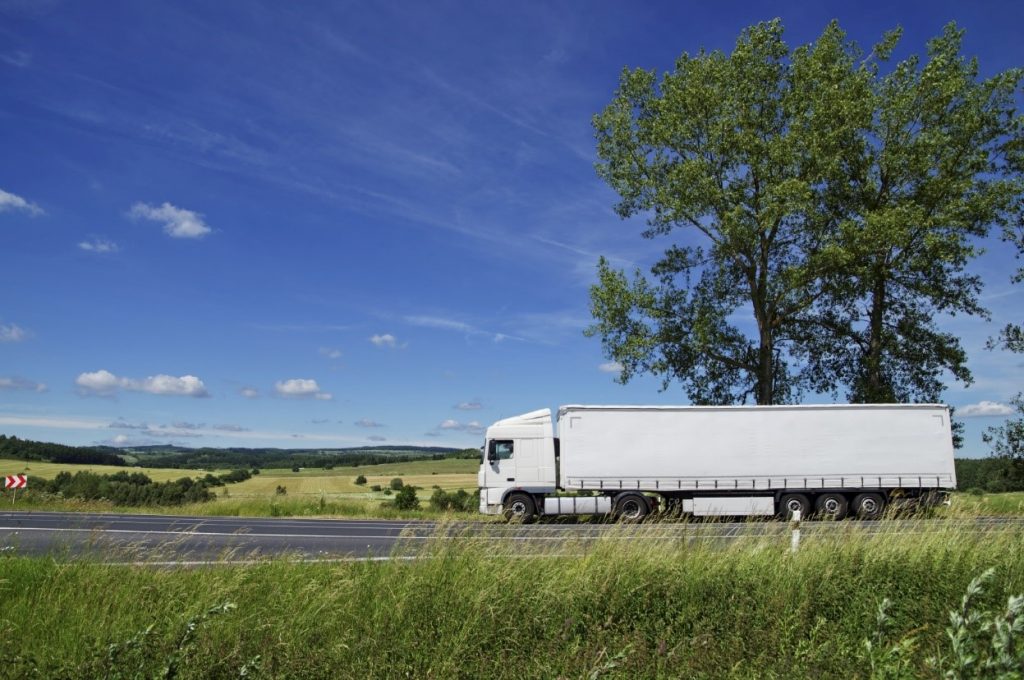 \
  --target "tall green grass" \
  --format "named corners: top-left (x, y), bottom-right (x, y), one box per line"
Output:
top-left (1, 521), bottom-right (1021, 678)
